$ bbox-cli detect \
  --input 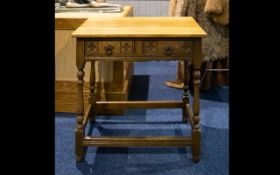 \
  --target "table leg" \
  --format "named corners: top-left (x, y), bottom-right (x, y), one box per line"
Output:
top-left (89, 61), bottom-right (96, 123)
top-left (76, 40), bottom-right (86, 162)
top-left (192, 69), bottom-right (201, 162)
top-left (182, 60), bottom-right (190, 123)
top-left (192, 39), bottom-right (202, 163)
